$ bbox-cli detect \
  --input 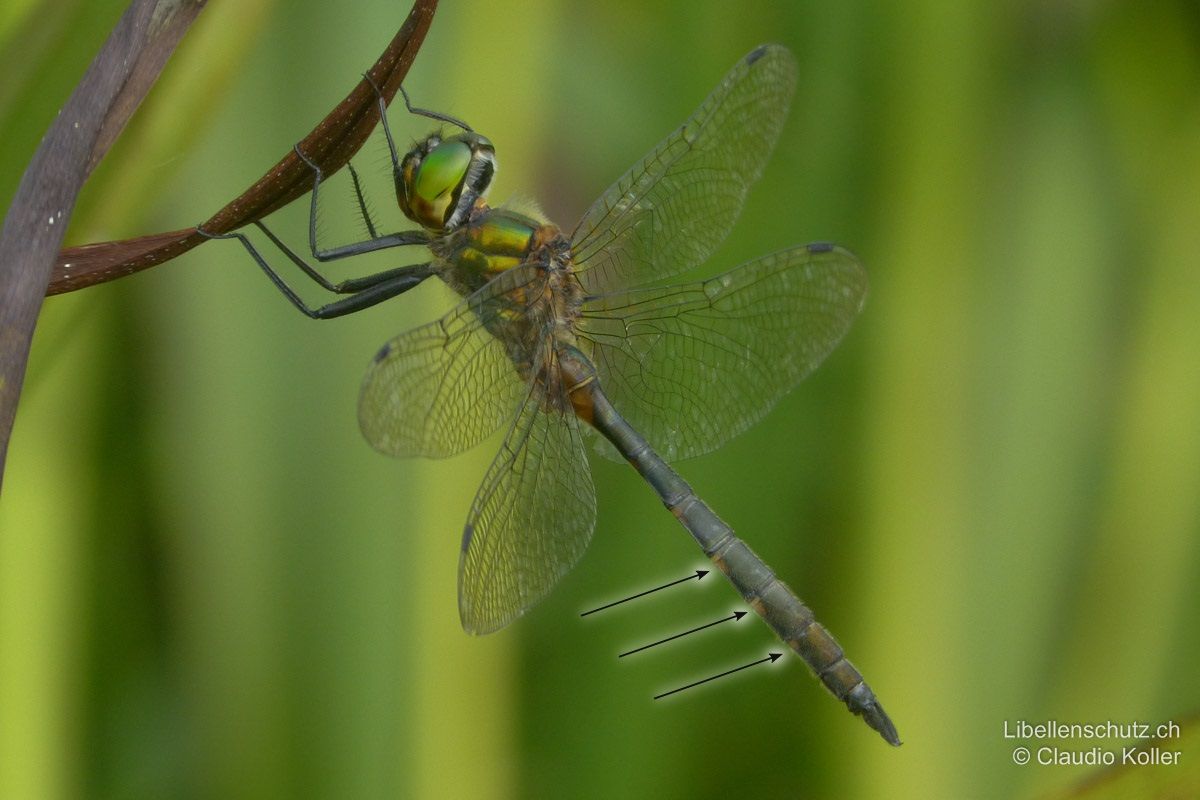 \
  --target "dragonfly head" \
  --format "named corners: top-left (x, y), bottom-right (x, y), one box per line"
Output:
top-left (397, 131), bottom-right (496, 232)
